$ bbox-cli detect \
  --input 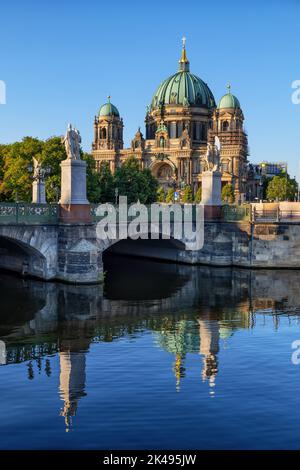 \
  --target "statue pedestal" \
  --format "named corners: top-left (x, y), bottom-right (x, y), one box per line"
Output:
top-left (201, 170), bottom-right (222, 219)
top-left (59, 159), bottom-right (91, 223)
top-left (32, 181), bottom-right (46, 204)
